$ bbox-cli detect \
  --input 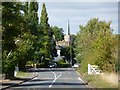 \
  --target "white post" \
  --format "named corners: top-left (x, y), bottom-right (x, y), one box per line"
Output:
top-left (14, 66), bottom-right (18, 77)
top-left (88, 64), bottom-right (91, 74)
top-left (14, 71), bottom-right (17, 77)
top-left (57, 50), bottom-right (60, 56)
